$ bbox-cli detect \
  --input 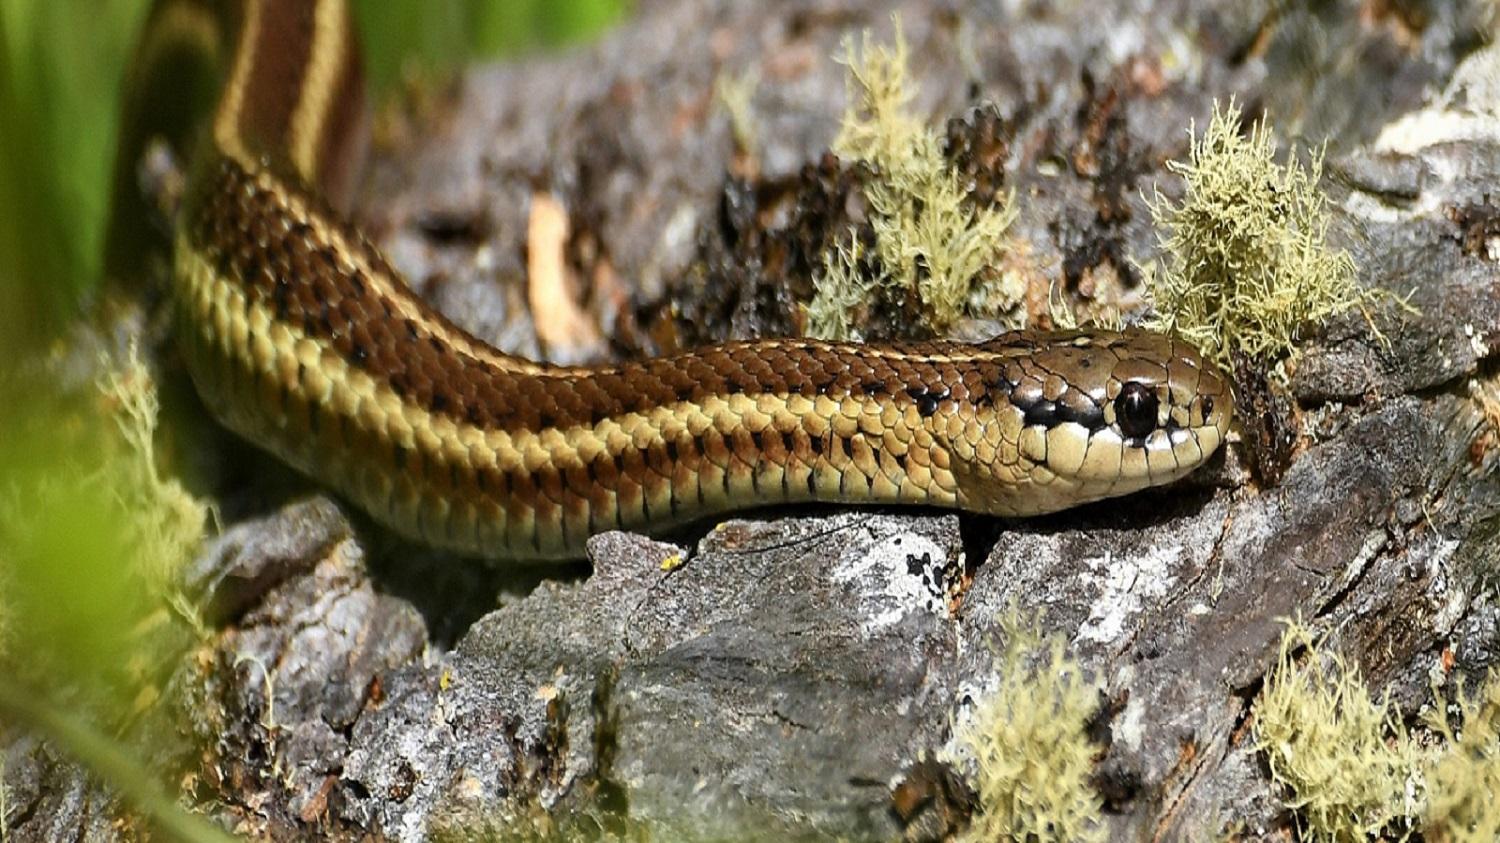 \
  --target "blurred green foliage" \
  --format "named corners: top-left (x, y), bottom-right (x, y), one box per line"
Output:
top-left (355, 0), bottom-right (629, 93)
top-left (0, 0), bottom-right (628, 358)
top-left (0, 0), bottom-right (150, 354)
